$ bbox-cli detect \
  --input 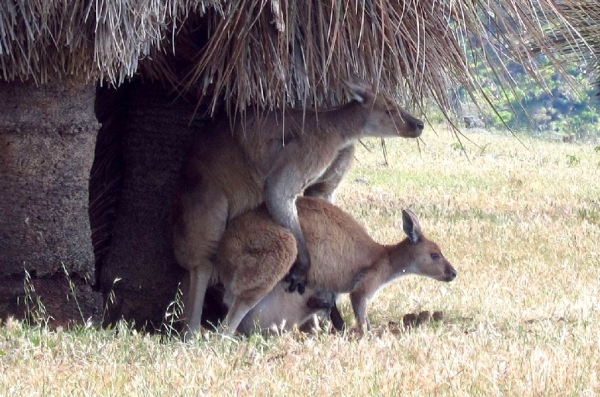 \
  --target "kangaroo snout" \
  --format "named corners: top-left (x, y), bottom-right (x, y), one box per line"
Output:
top-left (405, 115), bottom-right (424, 137)
top-left (442, 263), bottom-right (457, 282)
top-left (410, 118), bottom-right (425, 134)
